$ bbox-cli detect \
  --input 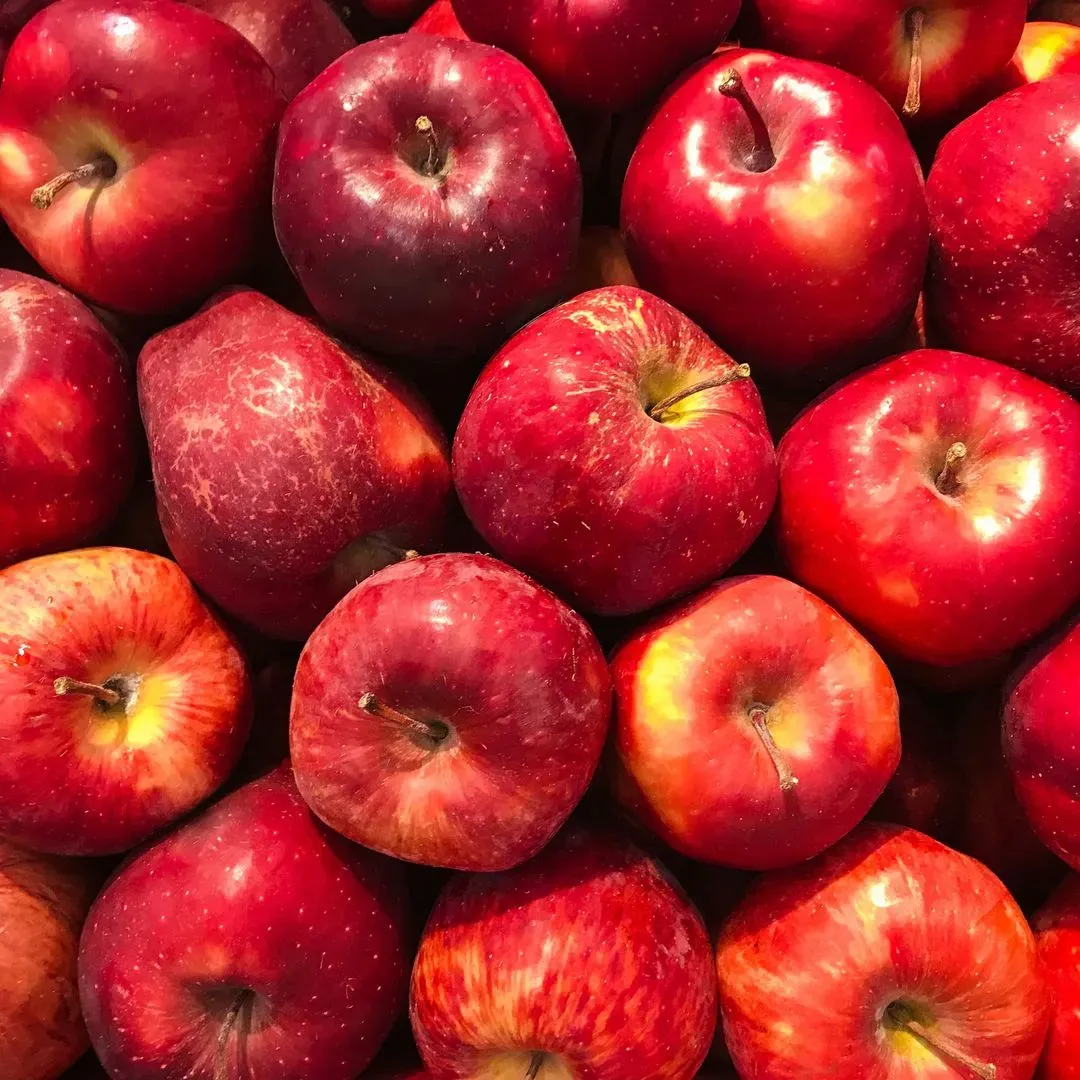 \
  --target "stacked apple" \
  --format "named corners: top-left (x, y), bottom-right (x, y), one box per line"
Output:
top-left (2, 0), bottom-right (1080, 1078)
